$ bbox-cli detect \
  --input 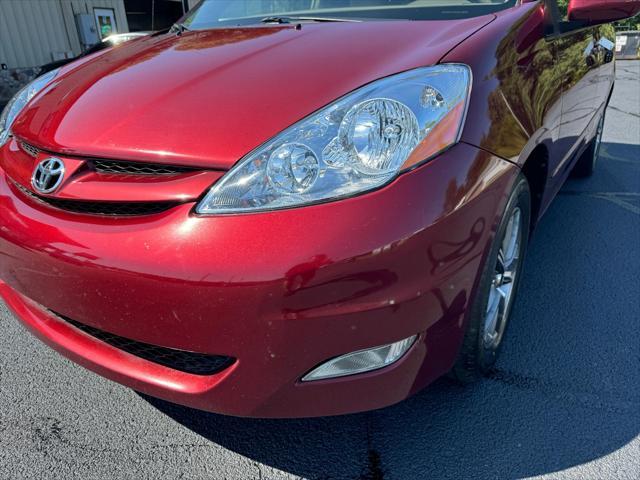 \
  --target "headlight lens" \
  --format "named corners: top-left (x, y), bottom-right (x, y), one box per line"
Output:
top-left (197, 64), bottom-right (471, 214)
top-left (0, 69), bottom-right (59, 147)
